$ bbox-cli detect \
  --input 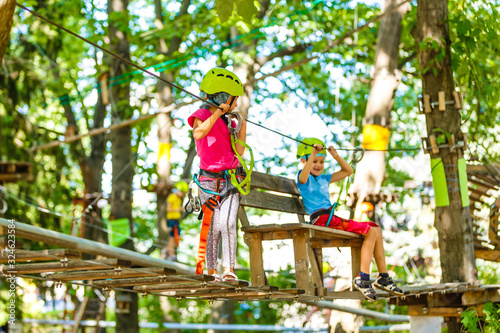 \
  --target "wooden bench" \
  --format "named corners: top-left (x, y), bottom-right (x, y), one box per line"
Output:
top-left (239, 172), bottom-right (364, 296)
